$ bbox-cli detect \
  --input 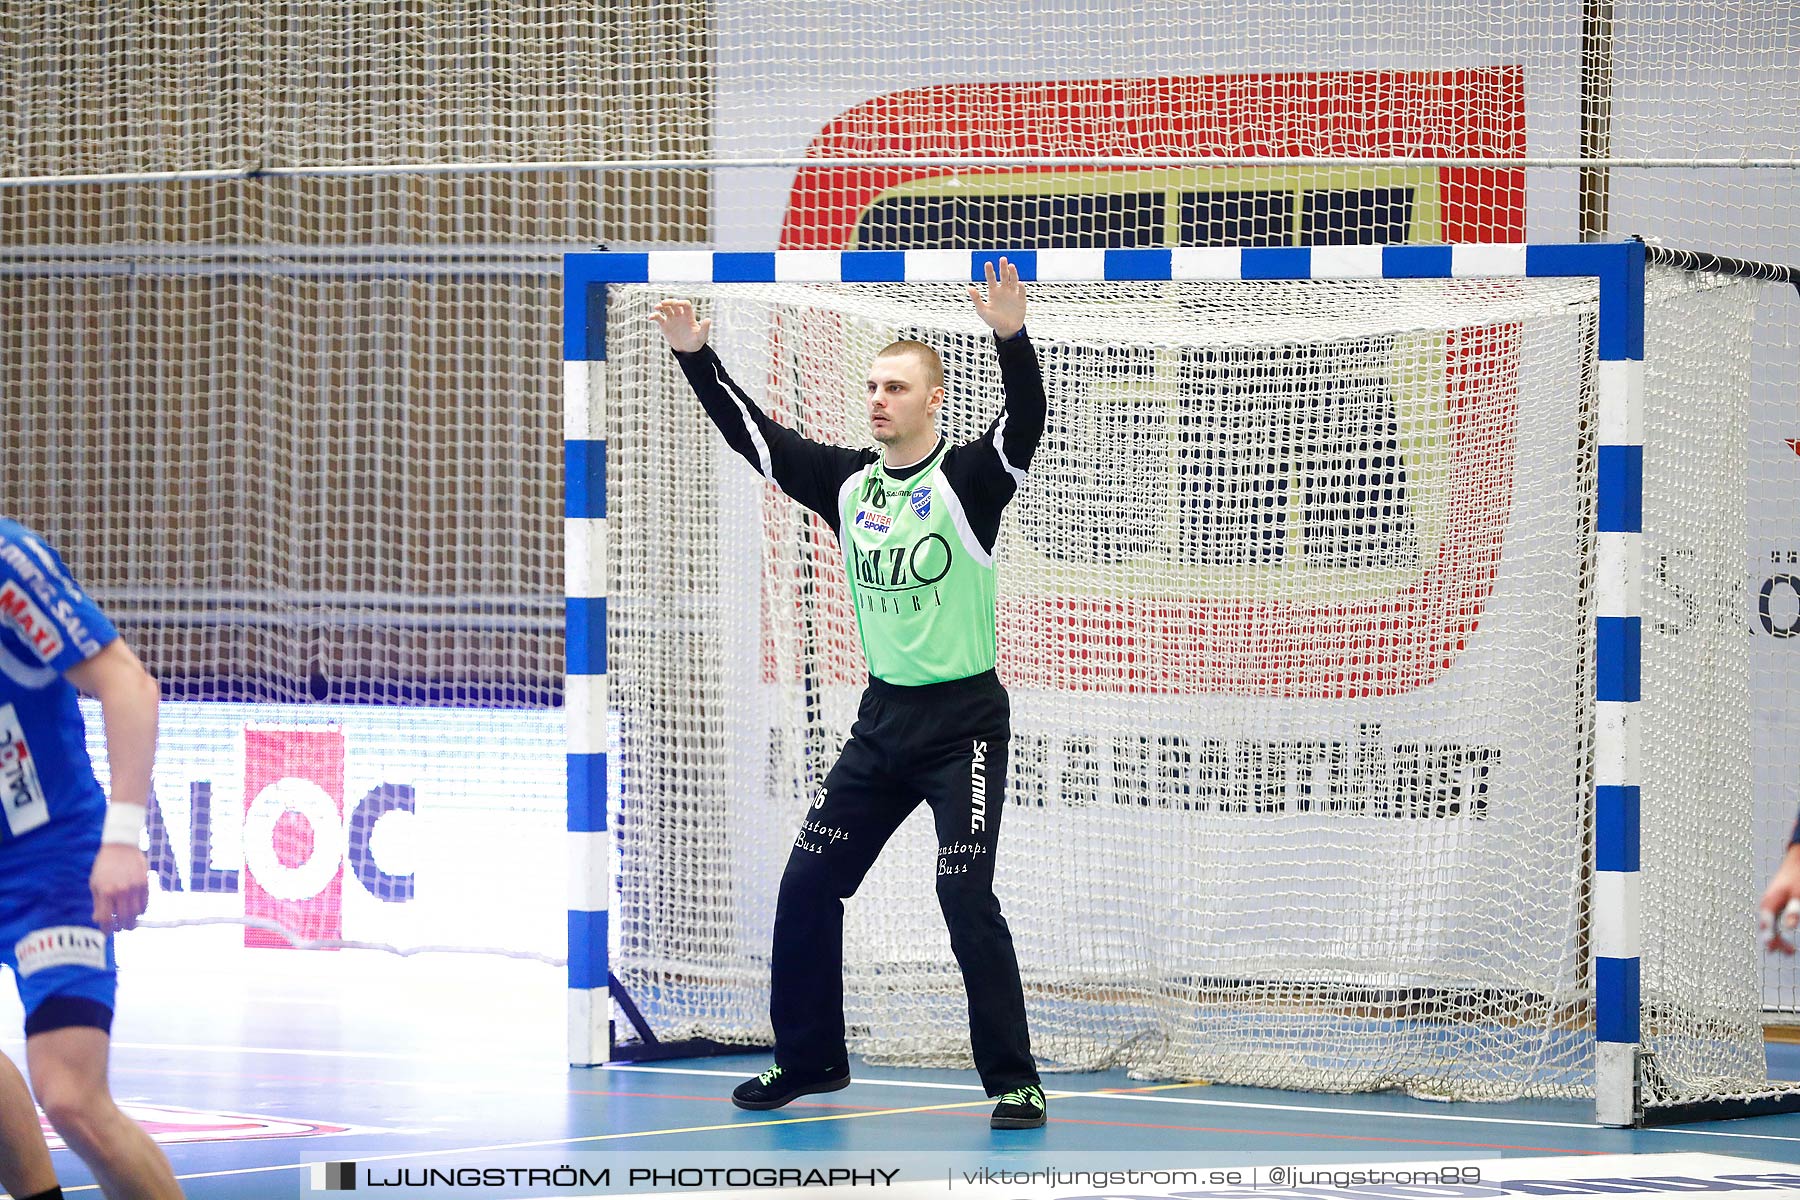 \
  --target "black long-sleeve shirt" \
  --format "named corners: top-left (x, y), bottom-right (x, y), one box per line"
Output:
top-left (673, 330), bottom-right (1047, 554)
